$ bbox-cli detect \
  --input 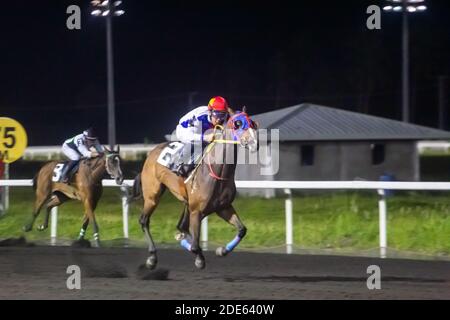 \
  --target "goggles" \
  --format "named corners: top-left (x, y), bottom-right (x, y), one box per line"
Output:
top-left (211, 110), bottom-right (228, 121)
